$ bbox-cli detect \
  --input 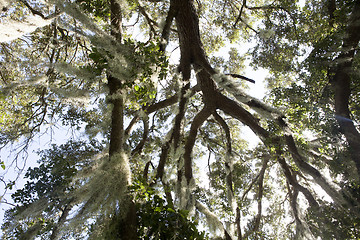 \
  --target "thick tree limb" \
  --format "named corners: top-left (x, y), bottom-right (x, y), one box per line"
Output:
top-left (284, 132), bottom-right (348, 207)
top-left (173, 82), bottom-right (191, 148)
top-left (160, 2), bottom-right (178, 52)
top-left (184, 106), bottom-right (212, 183)
top-left (277, 156), bottom-right (319, 209)
top-left (213, 111), bottom-right (235, 201)
top-left (172, 0), bottom-right (213, 81)
top-left (156, 83), bottom-right (193, 182)
top-left (330, 0), bottom-right (360, 176)
top-left (216, 93), bottom-right (269, 139)
top-left (236, 207), bottom-right (243, 240)
top-left (155, 134), bottom-right (172, 181)
top-left (155, 83), bottom-right (200, 183)
top-left (143, 160), bottom-right (153, 181)
top-left (125, 115), bottom-right (140, 137)
top-left (147, 84), bottom-right (199, 113)
top-left (272, 117), bottom-right (348, 207)
top-left (213, 111), bottom-right (232, 153)
top-left (213, 73), bottom-right (283, 120)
